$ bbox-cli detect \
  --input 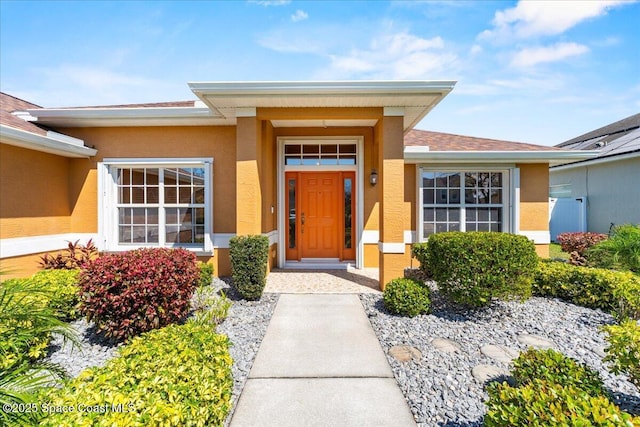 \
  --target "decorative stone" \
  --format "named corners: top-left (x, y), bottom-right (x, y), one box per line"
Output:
top-left (480, 344), bottom-right (520, 363)
top-left (592, 345), bottom-right (607, 358)
top-left (471, 365), bottom-right (507, 383)
top-left (431, 338), bottom-right (461, 353)
top-left (389, 345), bottom-right (422, 363)
top-left (517, 334), bottom-right (556, 349)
